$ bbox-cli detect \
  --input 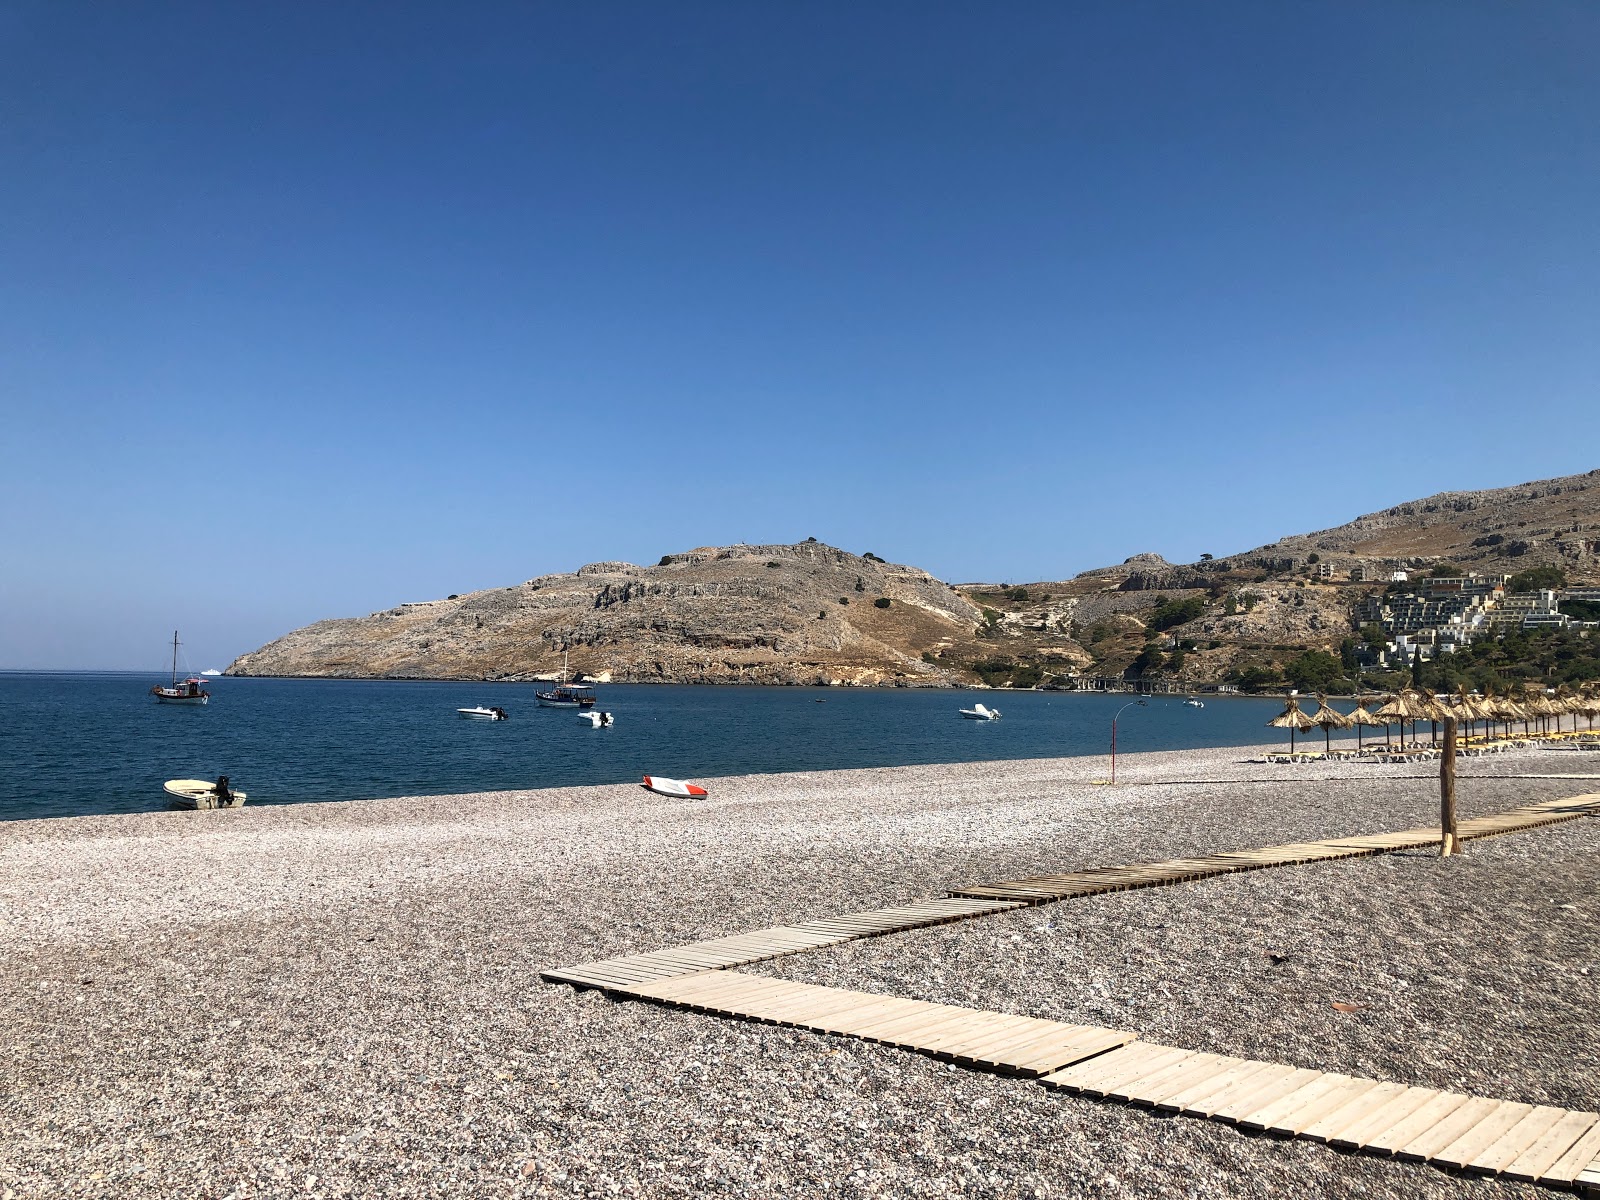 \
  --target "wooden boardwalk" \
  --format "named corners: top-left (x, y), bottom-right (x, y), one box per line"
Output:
top-left (543, 790), bottom-right (1600, 1194)
top-left (952, 794), bottom-right (1600, 905)
top-left (542, 896), bottom-right (1025, 989)
top-left (615, 969), bottom-right (1135, 1076)
top-left (1043, 1042), bottom-right (1600, 1192)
